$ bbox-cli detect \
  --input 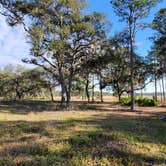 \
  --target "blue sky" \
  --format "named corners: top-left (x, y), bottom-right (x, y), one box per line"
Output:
top-left (0, 0), bottom-right (165, 92)
top-left (87, 0), bottom-right (166, 57)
